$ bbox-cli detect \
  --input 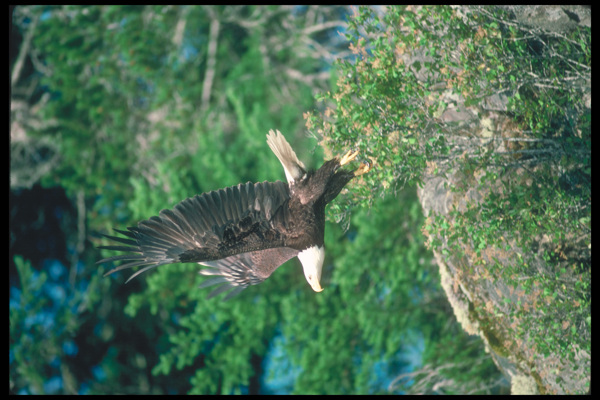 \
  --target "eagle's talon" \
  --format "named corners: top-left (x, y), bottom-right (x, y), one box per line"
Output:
top-left (354, 161), bottom-right (372, 176)
top-left (339, 149), bottom-right (359, 166)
